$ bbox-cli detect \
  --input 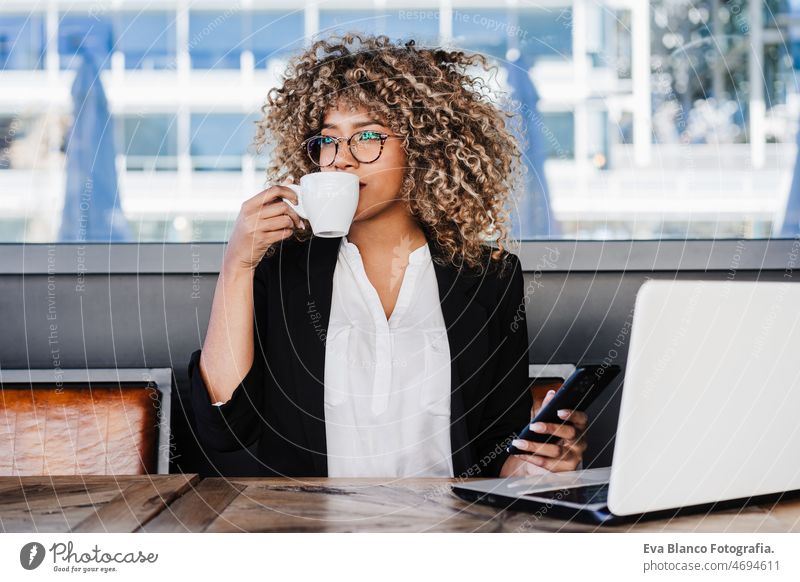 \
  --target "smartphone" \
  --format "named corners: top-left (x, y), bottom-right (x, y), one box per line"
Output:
top-left (507, 364), bottom-right (622, 455)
